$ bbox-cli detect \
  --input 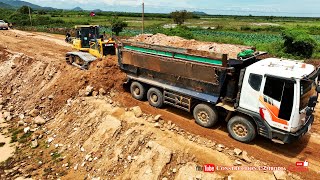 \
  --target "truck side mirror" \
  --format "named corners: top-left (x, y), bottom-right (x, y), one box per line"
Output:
top-left (306, 107), bottom-right (313, 116)
top-left (316, 86), bottom-right (320, 93)
top-left (308, 96), bottom-right (318, 108)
